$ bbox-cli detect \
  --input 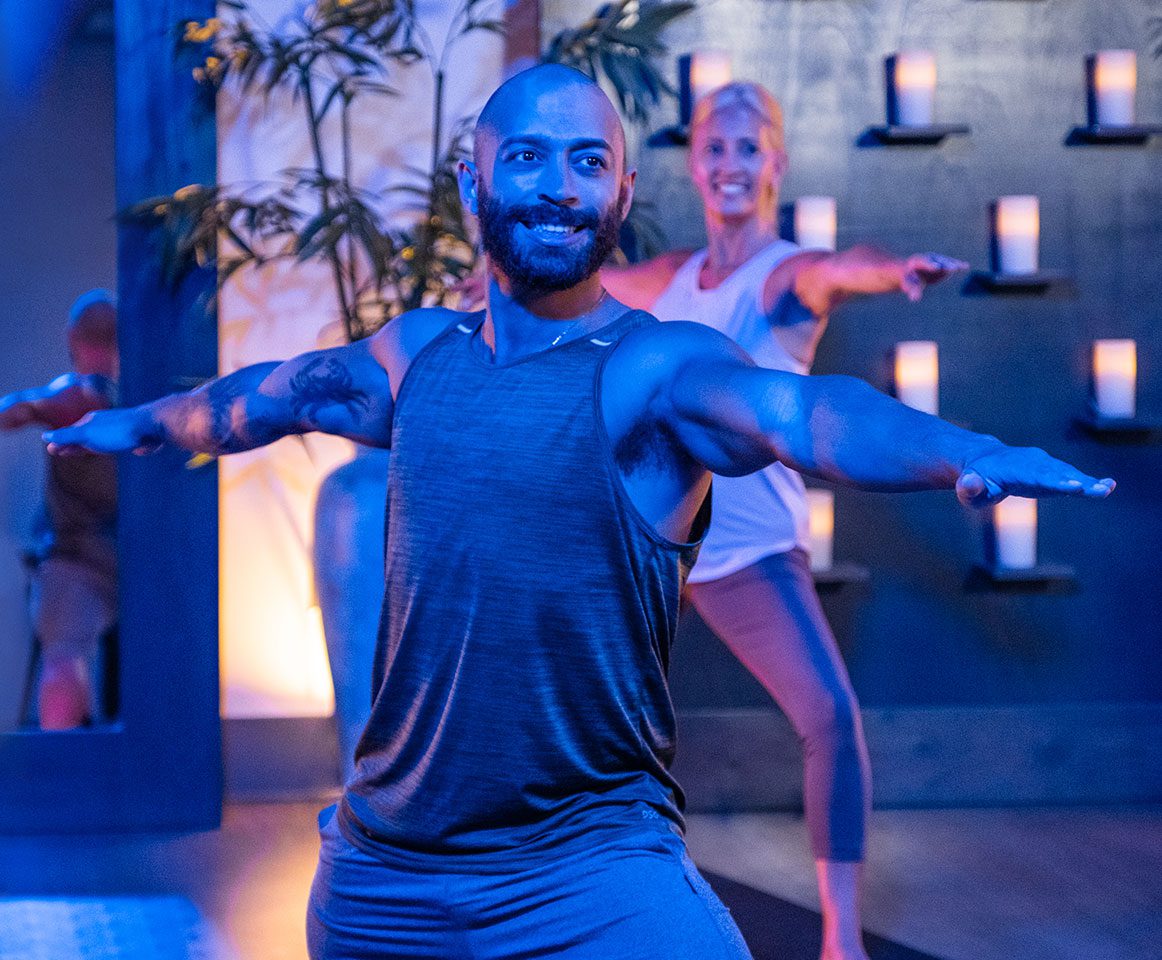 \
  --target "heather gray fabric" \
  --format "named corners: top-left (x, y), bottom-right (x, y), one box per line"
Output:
top-left (343, 309), bottom-right (710, 855)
